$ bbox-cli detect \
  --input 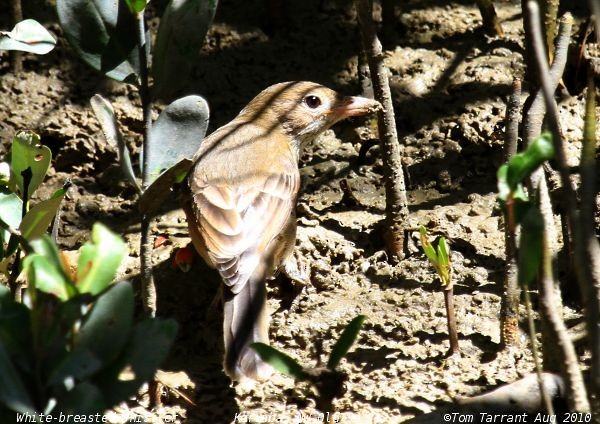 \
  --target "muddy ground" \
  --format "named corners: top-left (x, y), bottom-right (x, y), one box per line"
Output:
top-left (0, 0), bottom-right (594, 423)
